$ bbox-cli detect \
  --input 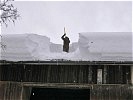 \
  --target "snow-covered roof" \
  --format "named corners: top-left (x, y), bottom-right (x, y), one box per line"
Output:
top-left (78, 32), bottom-right (132, 61)
top-left (0, 32), bottom-right (132, 61)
